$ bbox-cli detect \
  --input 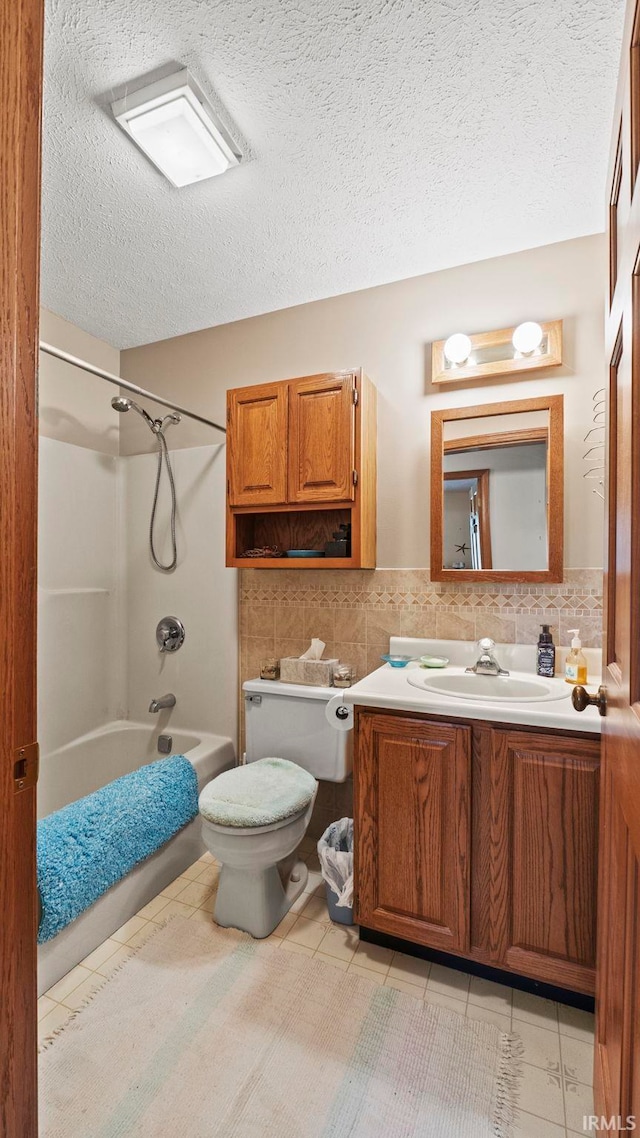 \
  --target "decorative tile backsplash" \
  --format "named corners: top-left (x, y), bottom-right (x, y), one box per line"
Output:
top-left (240, 567), bottom-right (603, 688)
top-left (238, 567), bottom-right (603, 836)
